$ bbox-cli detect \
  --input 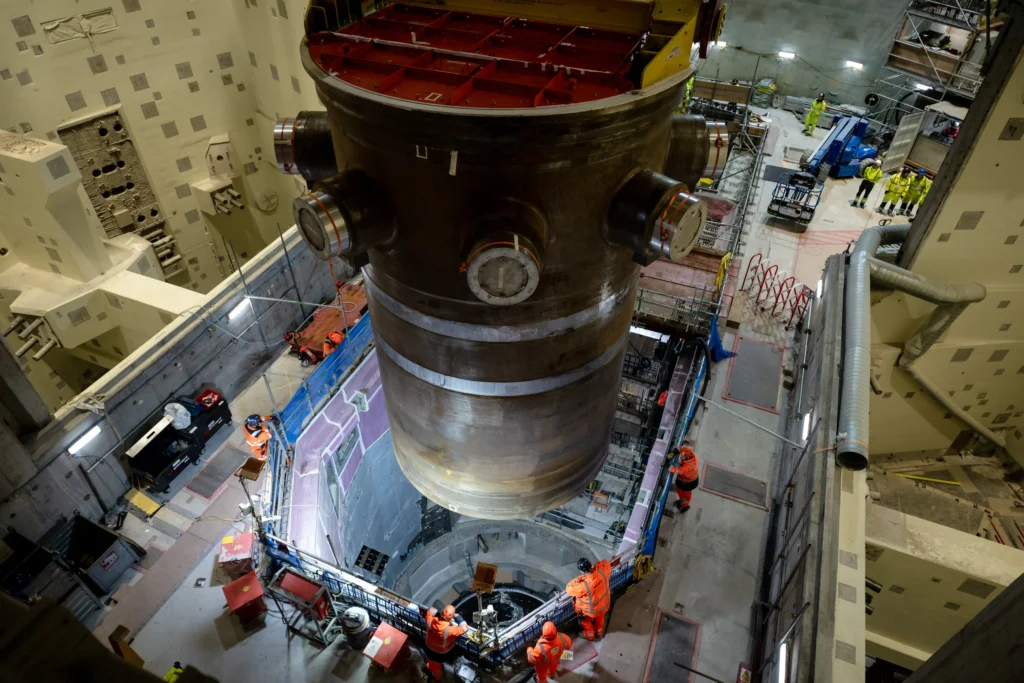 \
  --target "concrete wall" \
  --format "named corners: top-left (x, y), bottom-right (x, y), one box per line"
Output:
top-left (0, 227), bottom-right (336, 538)
top-left (868, 22), bottom-right (1024, 463)
top-left (864, 502), bottom-right (1024, 670)
top-left (700, 0), bottom-right (909, 104)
